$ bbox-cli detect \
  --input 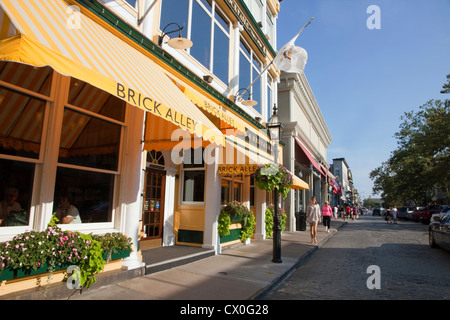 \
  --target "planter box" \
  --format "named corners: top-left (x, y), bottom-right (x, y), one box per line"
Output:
top-left (0, 248), bottom-right (131, 282)
top-left (220, 219), bottom-right (243, 244)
